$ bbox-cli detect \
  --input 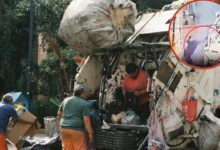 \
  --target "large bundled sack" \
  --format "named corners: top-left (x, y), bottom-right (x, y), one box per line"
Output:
top-left (59, 0), bottom-right (137, 53)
